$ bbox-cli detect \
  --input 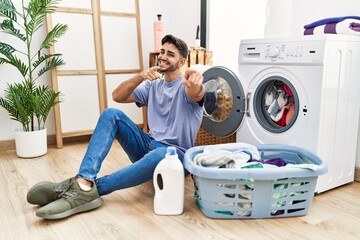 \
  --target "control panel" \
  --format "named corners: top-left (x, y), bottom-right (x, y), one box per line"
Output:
top-left (239, 39), bottom-right (326, 64)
